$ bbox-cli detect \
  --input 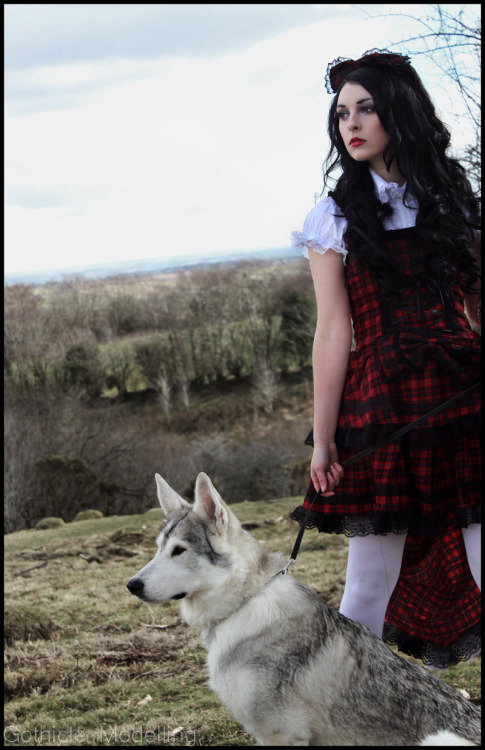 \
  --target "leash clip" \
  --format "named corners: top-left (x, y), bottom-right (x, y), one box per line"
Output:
top-left (281, 557), bottom-right (295, 576)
